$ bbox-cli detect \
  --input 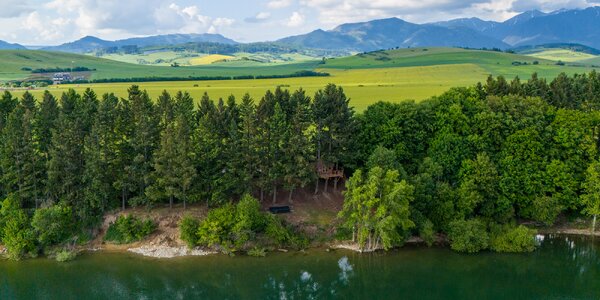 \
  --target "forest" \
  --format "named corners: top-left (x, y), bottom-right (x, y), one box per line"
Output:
top-left (1, 71), bottom-right (600, 259)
